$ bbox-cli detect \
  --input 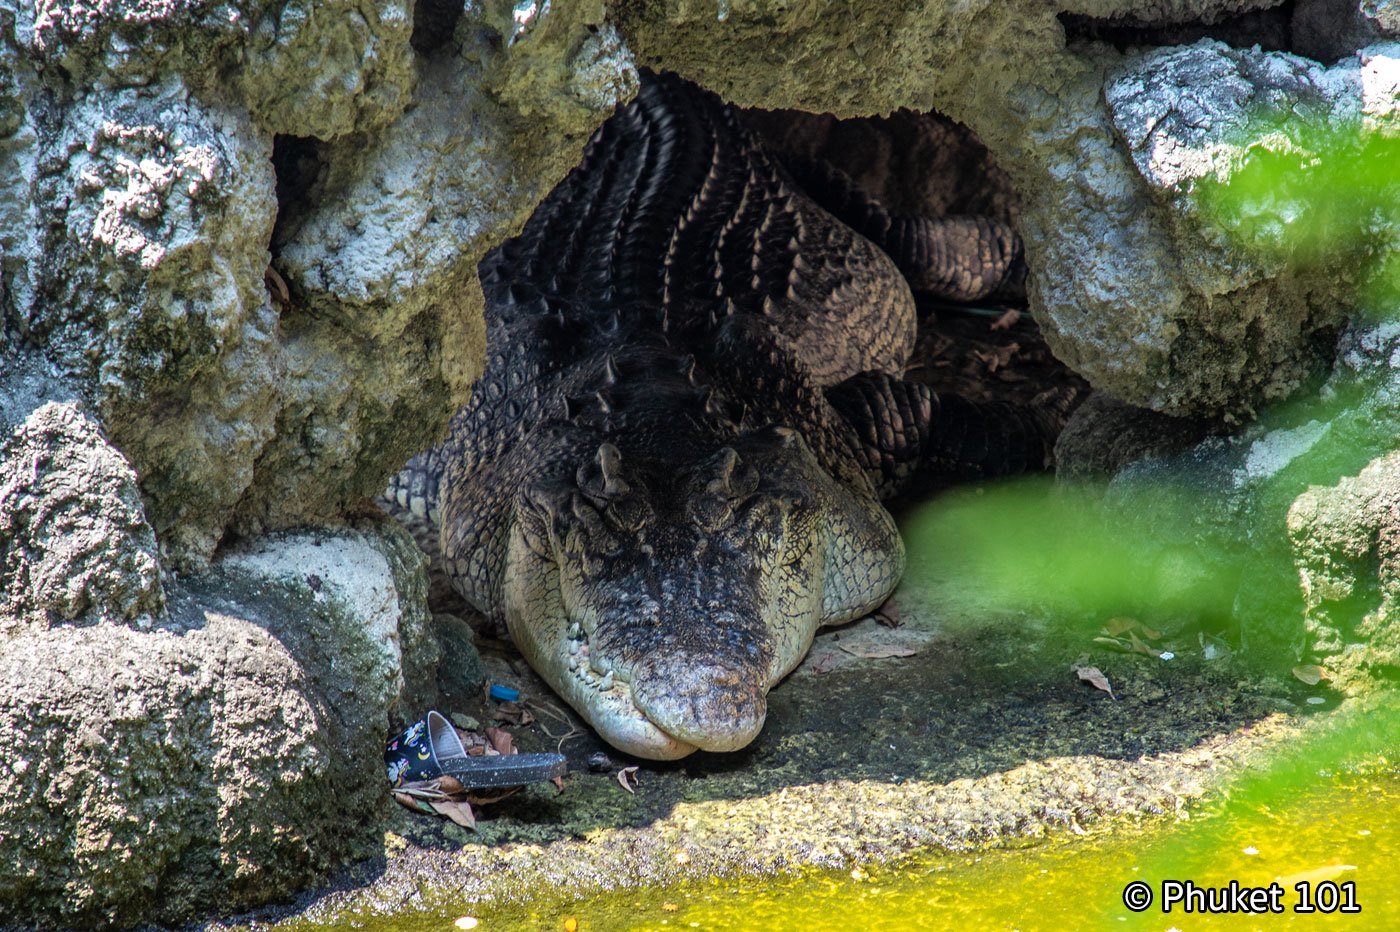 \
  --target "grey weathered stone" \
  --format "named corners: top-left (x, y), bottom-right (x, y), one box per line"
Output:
top-left (3, 0), bottom-right (634, 568)
top-left (0, 392), bottom-right (164, 633)
top-left (0, 516), bottom-right (434, 927)
top-left (12, 79), bottom-right (282, 563)
top-left (1288, 449), bottom-right (1400, 679)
